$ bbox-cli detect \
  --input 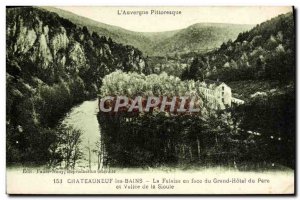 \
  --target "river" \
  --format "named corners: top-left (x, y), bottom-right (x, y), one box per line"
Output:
top-left (62, 99), bottom-right (102, 170)
top-left (60, 99), bottom-right (274, 171)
